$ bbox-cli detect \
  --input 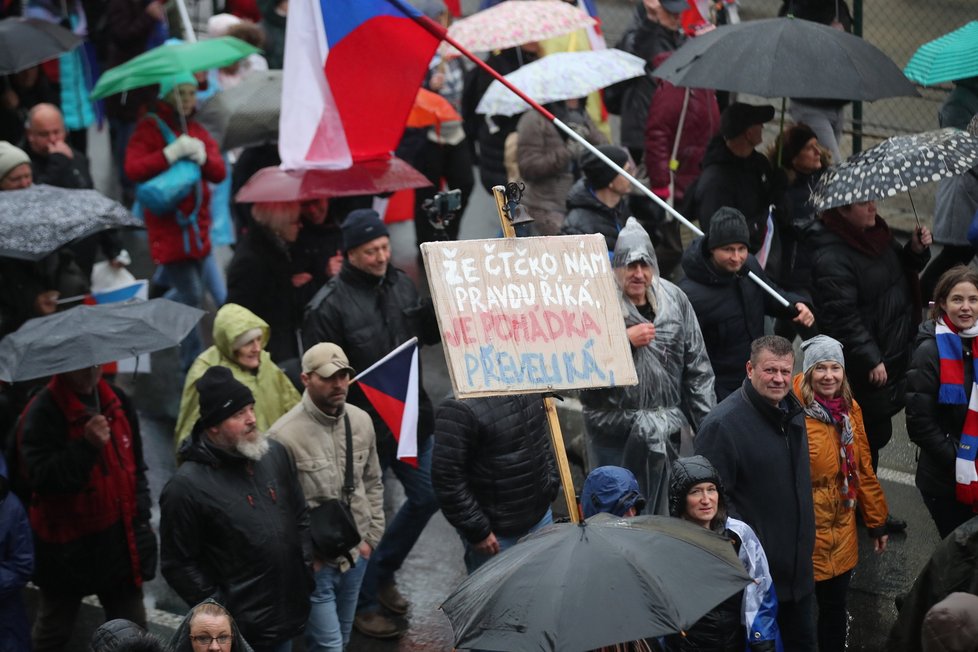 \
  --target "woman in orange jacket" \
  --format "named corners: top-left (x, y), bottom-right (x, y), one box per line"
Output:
top-left (793, 334), bottom-right (889, 652)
